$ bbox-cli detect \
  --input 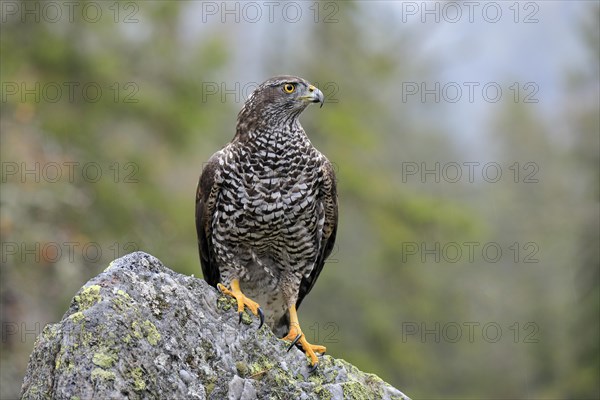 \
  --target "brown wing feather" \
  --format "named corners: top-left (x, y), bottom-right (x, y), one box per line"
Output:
top-left (296, 160), bottom-right (338, 309)
top-left (195, 155), bottom-right (221, 287)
